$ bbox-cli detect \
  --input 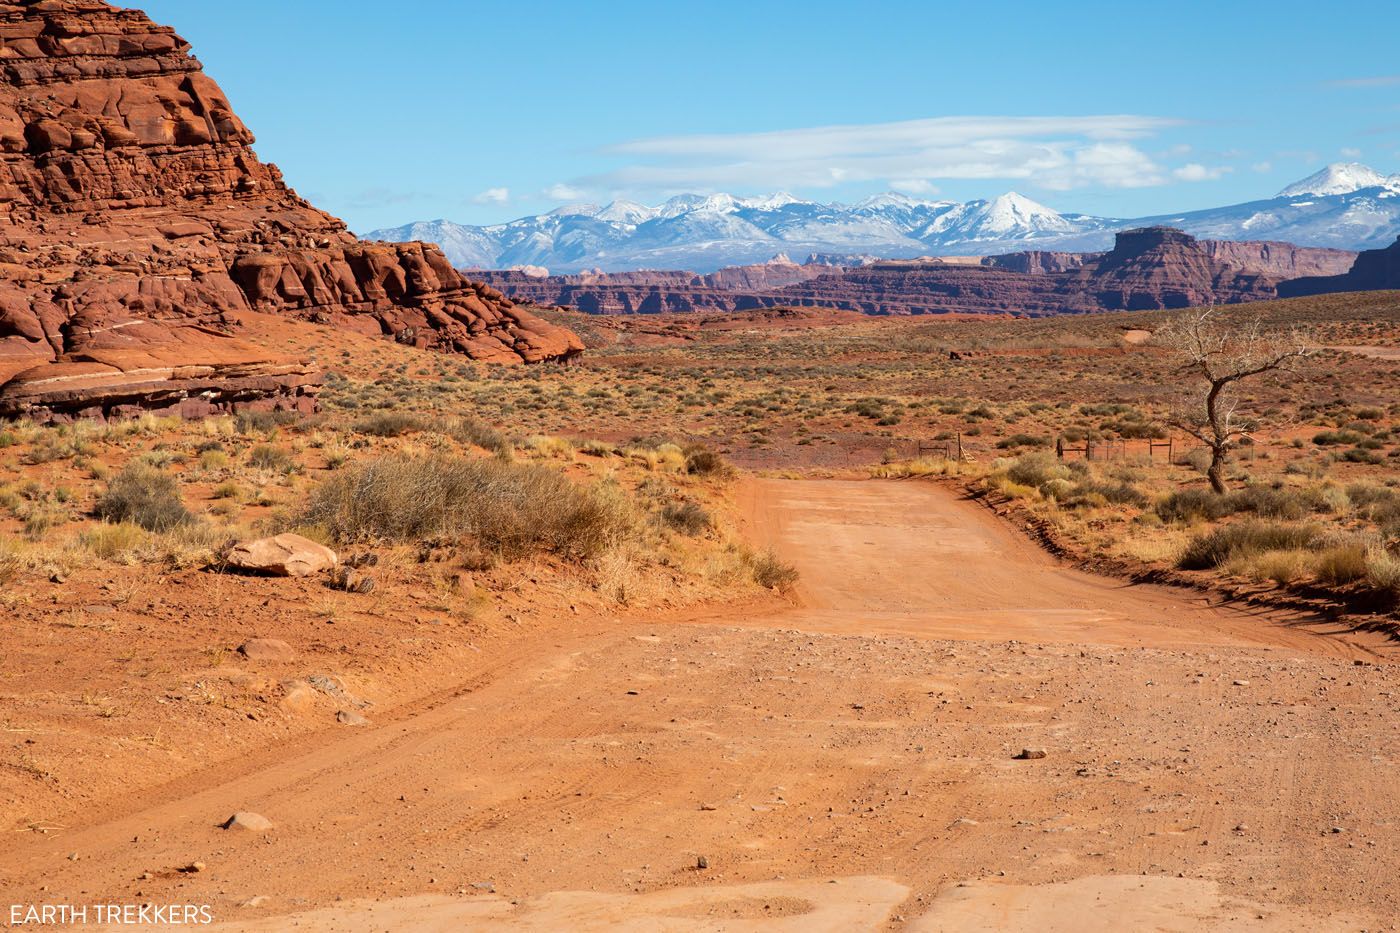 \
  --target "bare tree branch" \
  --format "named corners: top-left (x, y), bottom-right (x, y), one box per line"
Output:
top-left (1155, 306), bottom-right (1314, 494)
